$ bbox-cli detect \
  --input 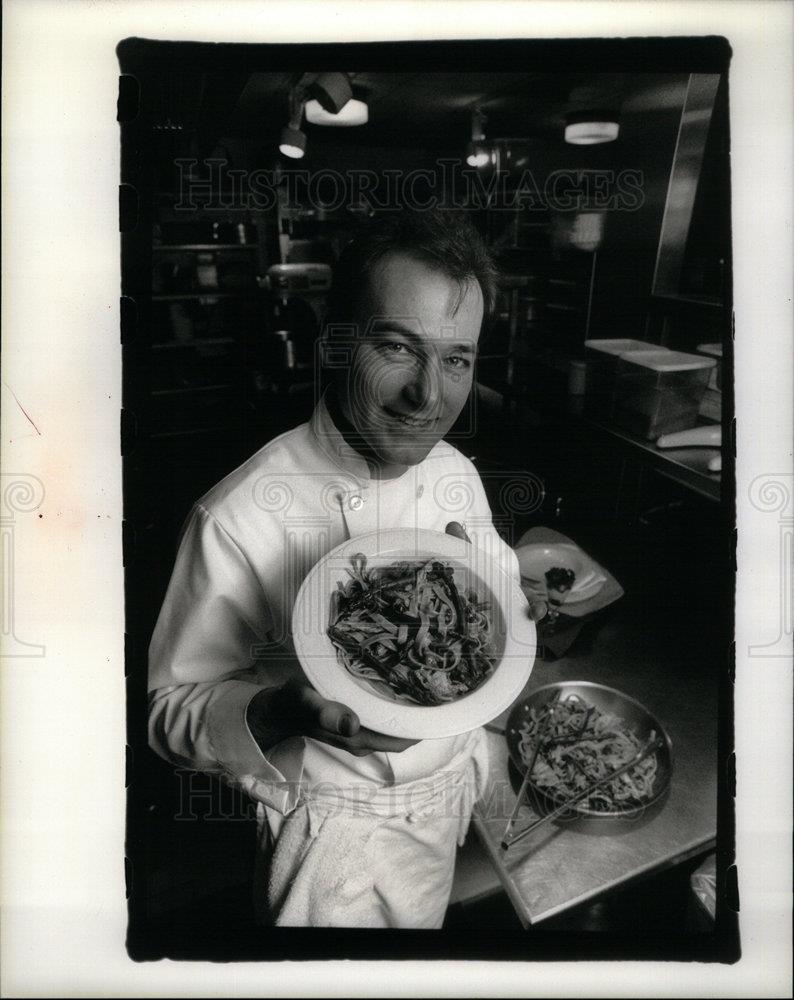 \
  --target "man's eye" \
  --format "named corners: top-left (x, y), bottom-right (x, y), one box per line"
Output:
top-left (382, 342), bottom-right (411, 356)
top-left (445, 354), bottom-right (471, 369)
